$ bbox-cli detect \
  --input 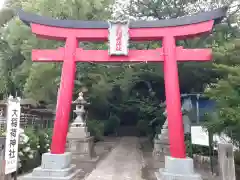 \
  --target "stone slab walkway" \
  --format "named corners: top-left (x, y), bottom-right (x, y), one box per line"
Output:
top-left (84, 137), bottom-right (145, 180)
